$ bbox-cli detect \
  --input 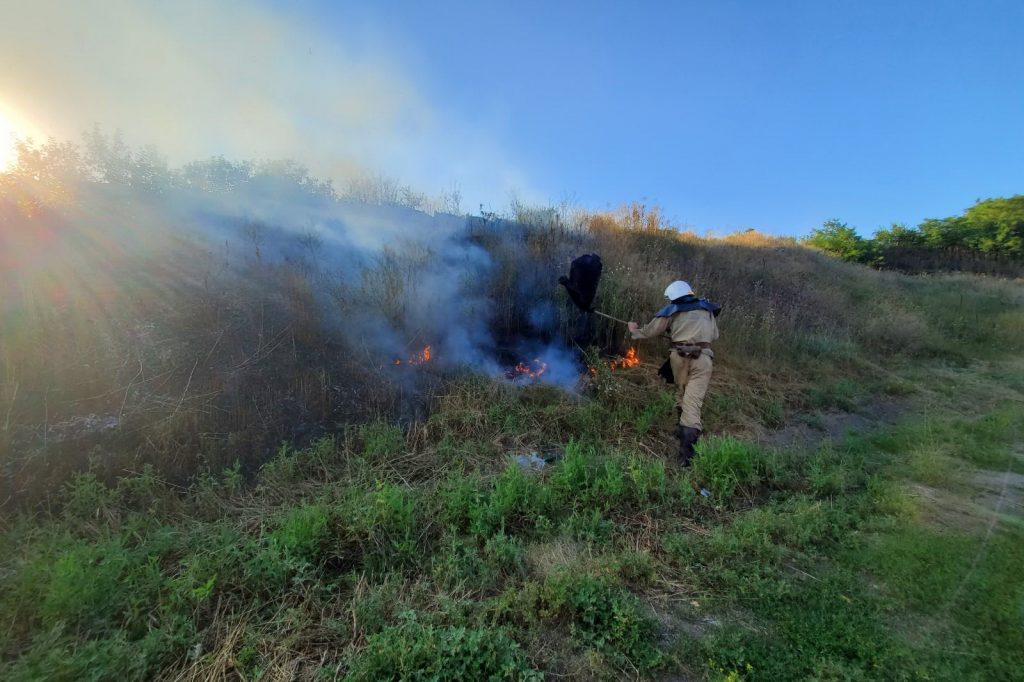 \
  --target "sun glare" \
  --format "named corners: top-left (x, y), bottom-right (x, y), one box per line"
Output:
top-left (0, 112), bottom-right (17, 172)
top-left (0, 105), bottom-right (31, 172)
